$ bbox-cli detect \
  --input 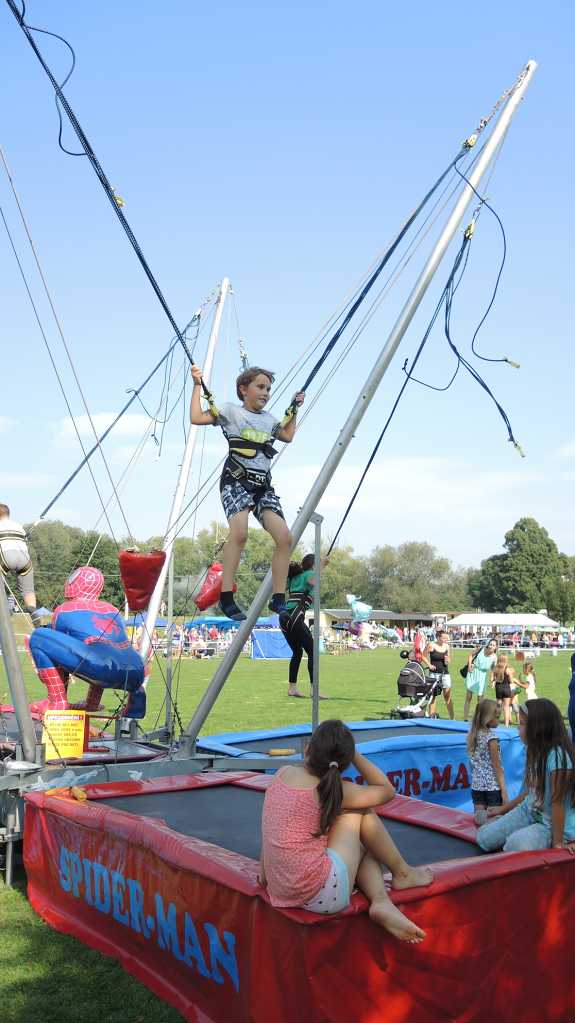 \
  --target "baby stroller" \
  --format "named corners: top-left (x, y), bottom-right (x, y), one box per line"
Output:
top-left (394, 652), bottom-right (444, 718)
